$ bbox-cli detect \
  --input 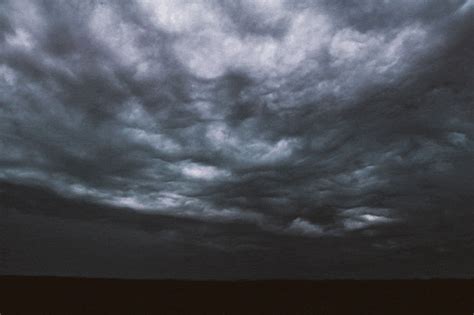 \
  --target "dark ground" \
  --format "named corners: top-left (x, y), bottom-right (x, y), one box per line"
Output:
top-left (0, 276), bottom-right (473, 314)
